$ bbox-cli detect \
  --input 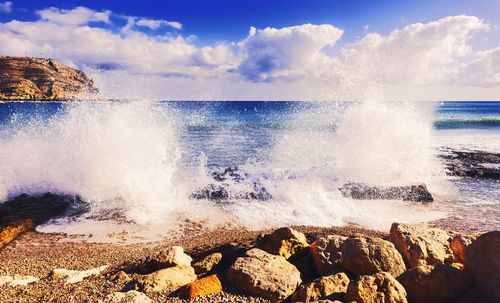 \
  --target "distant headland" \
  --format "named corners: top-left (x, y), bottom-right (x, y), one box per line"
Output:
top-left (0, 56), bottom-right (99, 101)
